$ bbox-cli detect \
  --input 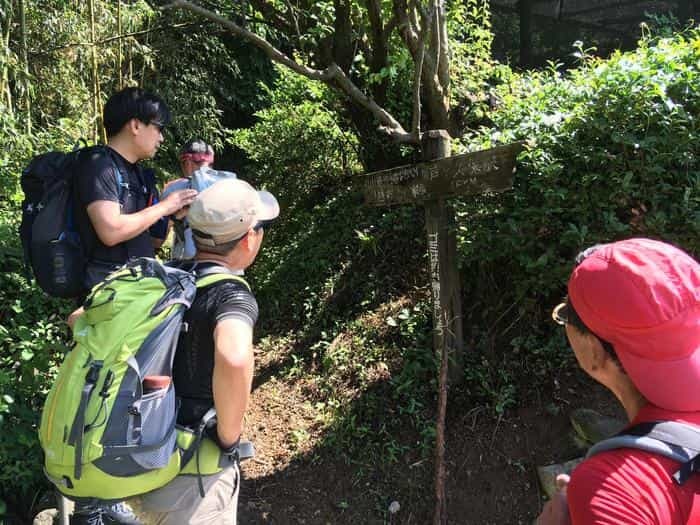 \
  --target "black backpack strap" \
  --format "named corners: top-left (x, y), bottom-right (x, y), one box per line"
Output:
top-left (587, 420), bottom-right (700, 485)
top-left (98, 146), bottom-right (128, 206)
top-left (177, 407), bottom-right (218, 498)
